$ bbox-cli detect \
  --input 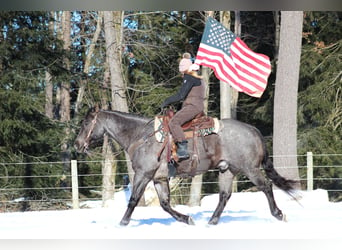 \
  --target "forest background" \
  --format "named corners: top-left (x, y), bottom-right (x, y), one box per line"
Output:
top-left (0, 11), bottom-right (341, 209)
